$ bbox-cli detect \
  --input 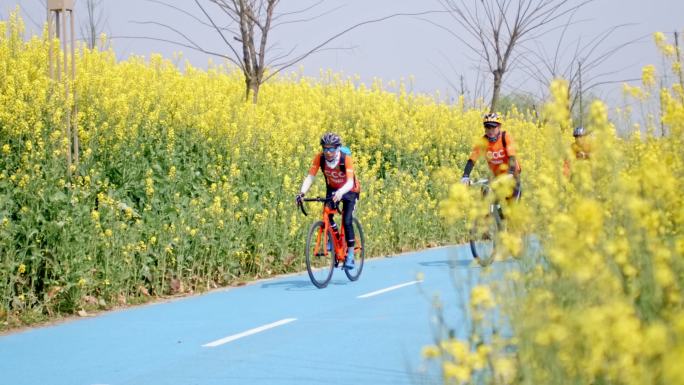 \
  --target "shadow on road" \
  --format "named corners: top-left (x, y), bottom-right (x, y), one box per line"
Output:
top-left (260, 278), bottom-right (351, 291)
top-left (418, 259), bottom-right (473, 268)
top-left (260, 280), bottom-right (314, 290)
